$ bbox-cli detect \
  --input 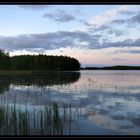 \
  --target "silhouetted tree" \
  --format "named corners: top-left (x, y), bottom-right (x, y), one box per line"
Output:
top-left (0, 49), bottom-right (80, 70)
top-left (11, 55), bottom-right (80, 70)
top-left (0, 49), bottom-right (10, 70)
